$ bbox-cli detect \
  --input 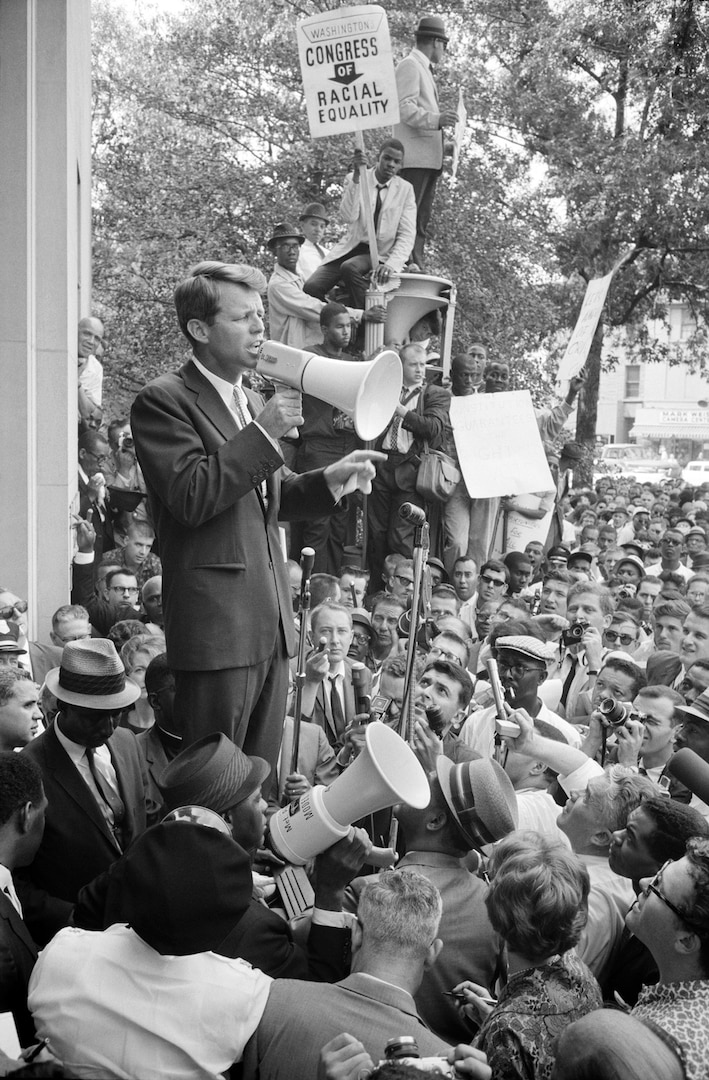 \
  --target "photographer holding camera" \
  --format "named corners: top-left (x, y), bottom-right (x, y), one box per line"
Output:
top-left (547, 582), bottom-right (614, 720)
